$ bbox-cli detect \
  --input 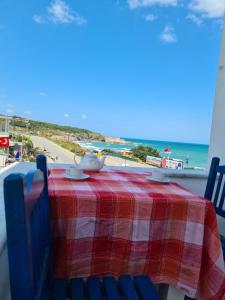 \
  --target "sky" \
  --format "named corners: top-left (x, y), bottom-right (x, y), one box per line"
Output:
top-left (0, 0), bottom-right (224, 144)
